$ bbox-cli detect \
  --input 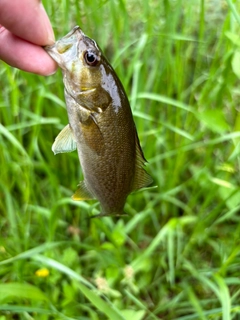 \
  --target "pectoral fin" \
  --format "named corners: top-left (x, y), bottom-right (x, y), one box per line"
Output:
top-left (72, 181), bottom-right (95, 201)
top-left (52, 124), bottom-right (76, 155)
top-left (80, 115), bottom-right (104, 155)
